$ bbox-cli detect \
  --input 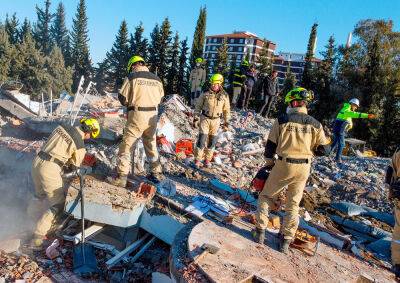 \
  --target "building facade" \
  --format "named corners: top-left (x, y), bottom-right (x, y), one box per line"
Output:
top-left (203, 31), bottom-right (276, 73)
top-left (272, 52), bottom-right (321, 86)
